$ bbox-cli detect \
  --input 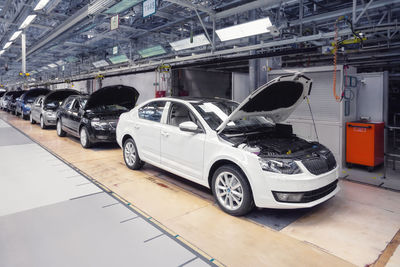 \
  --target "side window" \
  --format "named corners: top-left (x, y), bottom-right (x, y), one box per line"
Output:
top-left (138, 101), bottom-right (166, 122)
top-left (168, 102), bottom-right (203, 129)
top-left (64, 97), bottom-right (74, 110)
top-left (72, 99), bottom-right (80, 110)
